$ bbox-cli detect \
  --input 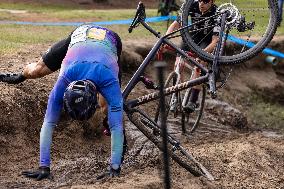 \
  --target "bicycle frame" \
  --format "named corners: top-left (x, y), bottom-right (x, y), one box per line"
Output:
top-left (120, 2), bottom-right (230, 180)
top-left (122, 23), bottom-right (208, 110)
top-left (123, 2), bottom-right (228, 111)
